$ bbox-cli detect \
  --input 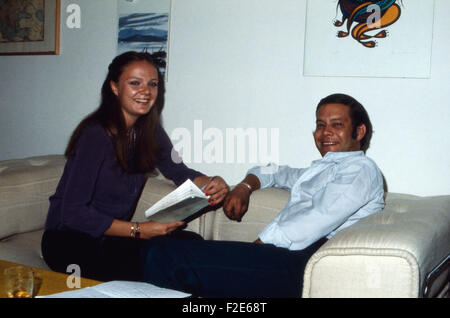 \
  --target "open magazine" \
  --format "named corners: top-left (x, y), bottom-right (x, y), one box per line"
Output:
top-left (144, 179), bottom-right (210, 223)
